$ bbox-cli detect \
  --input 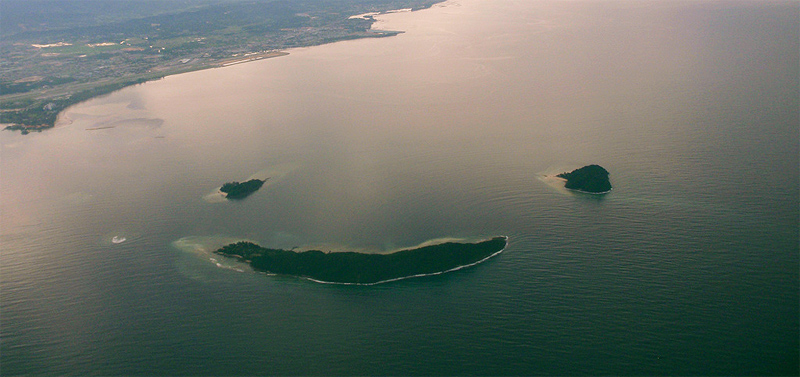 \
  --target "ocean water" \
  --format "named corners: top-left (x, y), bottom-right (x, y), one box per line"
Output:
top-left (1, 0), bottom-right (798, 375)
